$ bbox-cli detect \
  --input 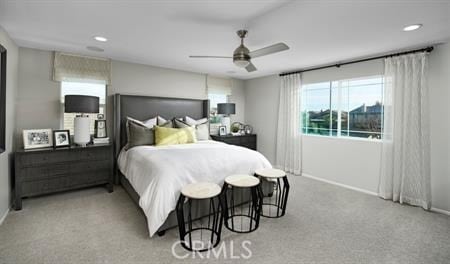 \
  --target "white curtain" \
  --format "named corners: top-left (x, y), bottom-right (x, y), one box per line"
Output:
top-left (379, 52), bottom-right (431, 209)
top-left (275, 73), bottom-right (302, 175)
